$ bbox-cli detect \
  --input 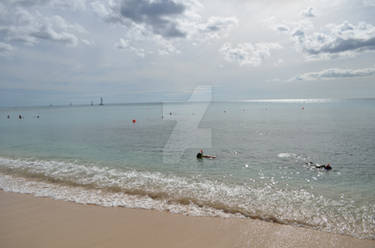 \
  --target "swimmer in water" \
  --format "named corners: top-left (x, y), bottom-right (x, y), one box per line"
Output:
top-left (316, 163), bottom-right (332, 170)
top-left (196, 149), bottom-right (203, 159)
top-left (196, 149), bottom-right (216, 159)
top-left (306, 162), bottom-right (332, 170)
